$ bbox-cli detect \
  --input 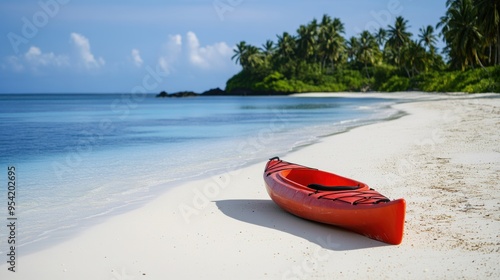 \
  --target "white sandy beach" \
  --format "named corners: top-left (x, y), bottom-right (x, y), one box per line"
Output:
top-left (1, 92), bottom-right (499, 279)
